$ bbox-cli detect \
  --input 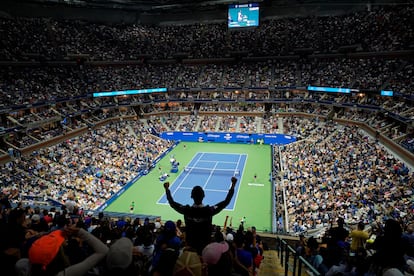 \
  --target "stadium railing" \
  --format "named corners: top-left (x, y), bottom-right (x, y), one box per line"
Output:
top-left (277, 238), bottom-right (320, 276)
